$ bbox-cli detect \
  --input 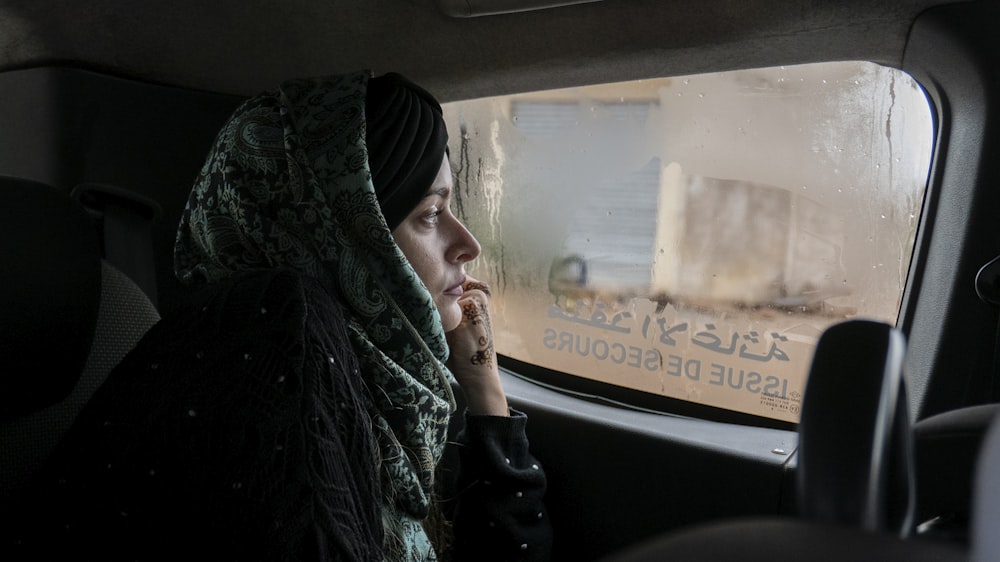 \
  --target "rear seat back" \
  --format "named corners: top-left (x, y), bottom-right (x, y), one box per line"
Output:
top-left (0, 176), bottom-right (160, 504)
top-left (971, 407), bottom-right (1000, 561)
